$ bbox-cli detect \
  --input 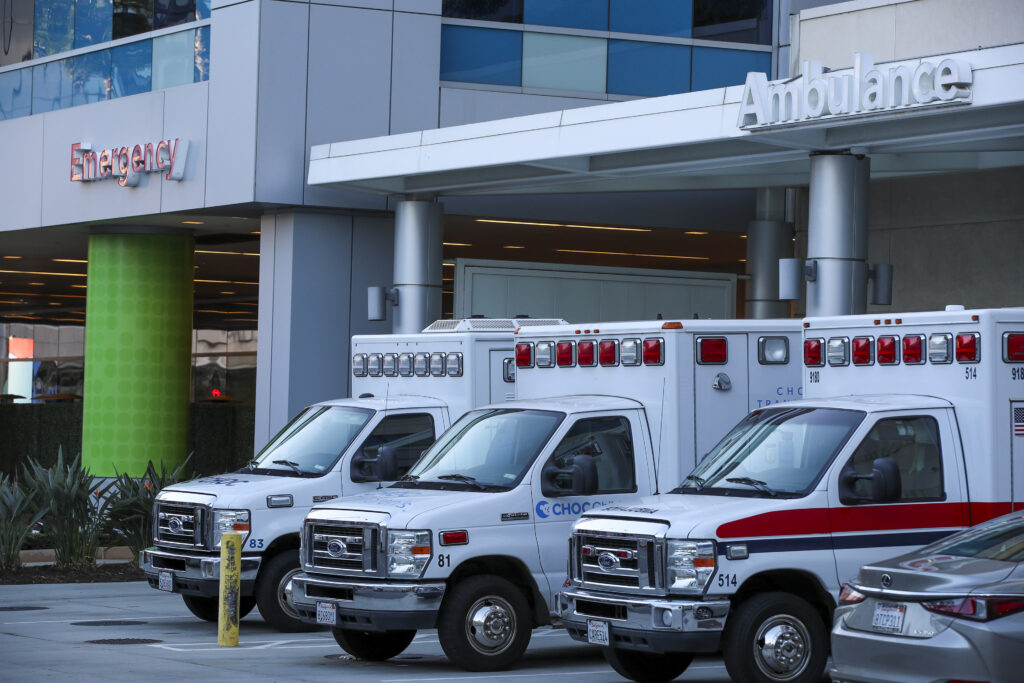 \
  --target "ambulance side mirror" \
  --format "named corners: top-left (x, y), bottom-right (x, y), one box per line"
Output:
top-left (839, 457), bottom-right (902, 504)
top-left (541, 455), bottom-right (599, 497)
top-left (350, 445), bottom-right (398, 483)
